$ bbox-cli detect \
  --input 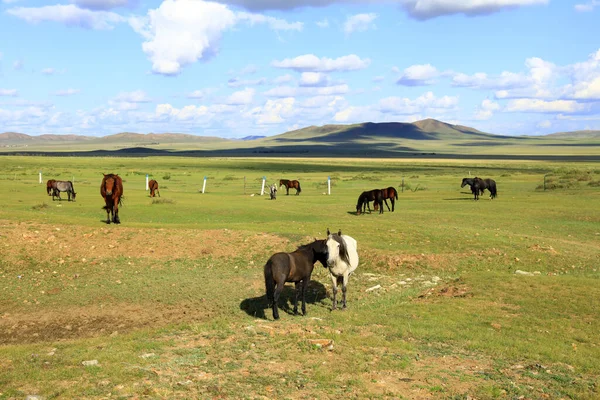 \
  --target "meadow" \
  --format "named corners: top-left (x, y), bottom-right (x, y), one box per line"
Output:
top-left (0, 155), bottom-right (599, 399)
